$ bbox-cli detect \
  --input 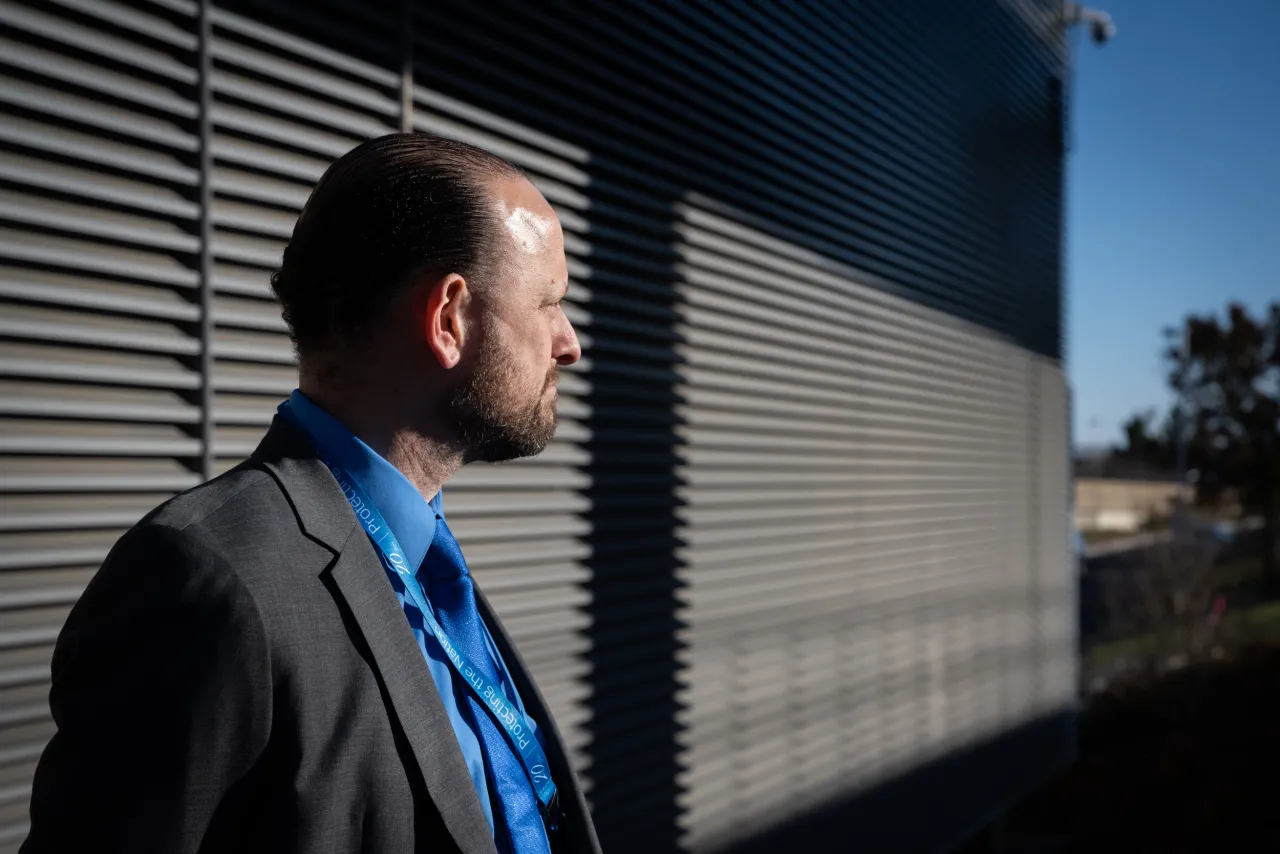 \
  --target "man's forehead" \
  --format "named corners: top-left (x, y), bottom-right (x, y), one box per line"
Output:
top-left (499, 203), bottom-right (556, 256)
top-left (490, 178), bottom-right (559, 249)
